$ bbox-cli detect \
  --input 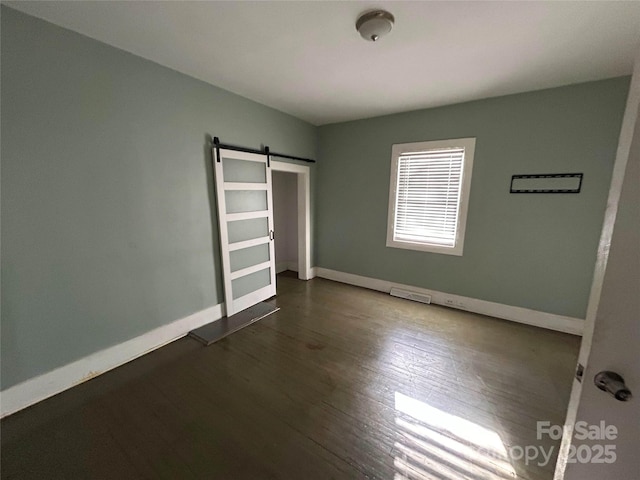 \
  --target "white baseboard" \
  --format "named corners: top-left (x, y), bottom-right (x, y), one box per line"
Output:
top-left (0, 303), bottom-right (225, 418)
top-left (1, 267), bottom-right (583, 417)
top-left (315, 267), bottom-right (584, 336)
top-left (309, 267), bottom-right (317, 279)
